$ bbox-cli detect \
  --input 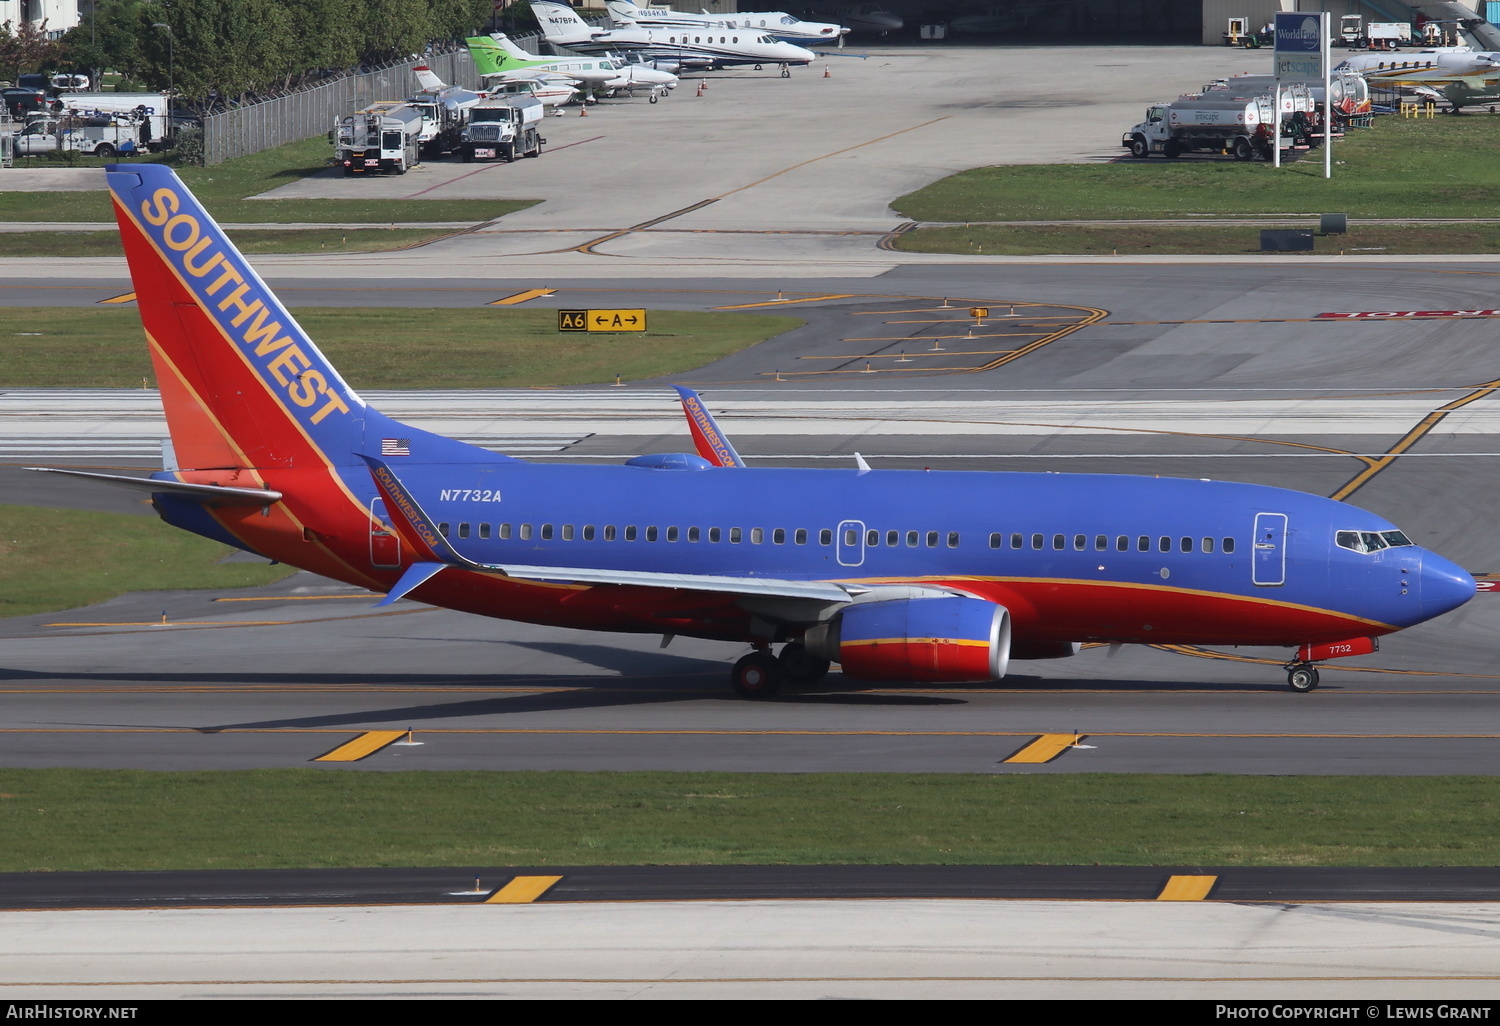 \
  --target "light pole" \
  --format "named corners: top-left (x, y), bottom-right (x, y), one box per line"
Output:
top-left (151, 23), bottom-right (173, 99)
